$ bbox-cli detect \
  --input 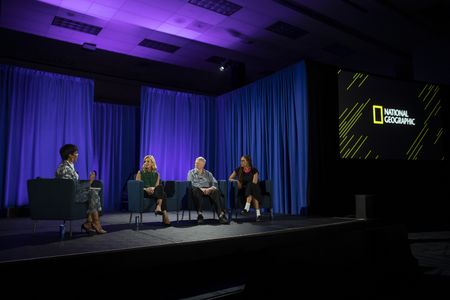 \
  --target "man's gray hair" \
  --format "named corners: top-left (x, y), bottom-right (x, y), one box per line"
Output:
top-left (195, 156), bottom-right (206, 163)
